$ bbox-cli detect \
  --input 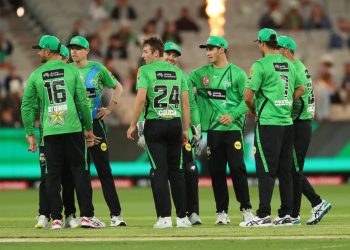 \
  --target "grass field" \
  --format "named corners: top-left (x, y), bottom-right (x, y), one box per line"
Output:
top-left (0, 185), bottom-right (350, 249)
